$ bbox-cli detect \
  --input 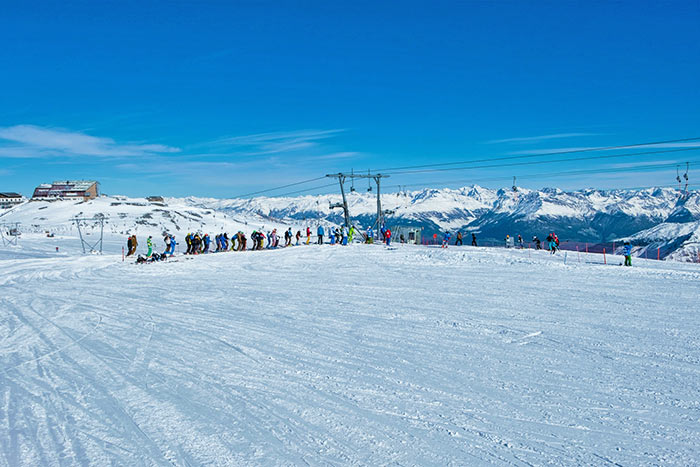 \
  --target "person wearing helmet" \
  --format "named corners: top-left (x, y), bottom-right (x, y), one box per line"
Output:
top-left (146, 236), bottom-right (153, 257)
